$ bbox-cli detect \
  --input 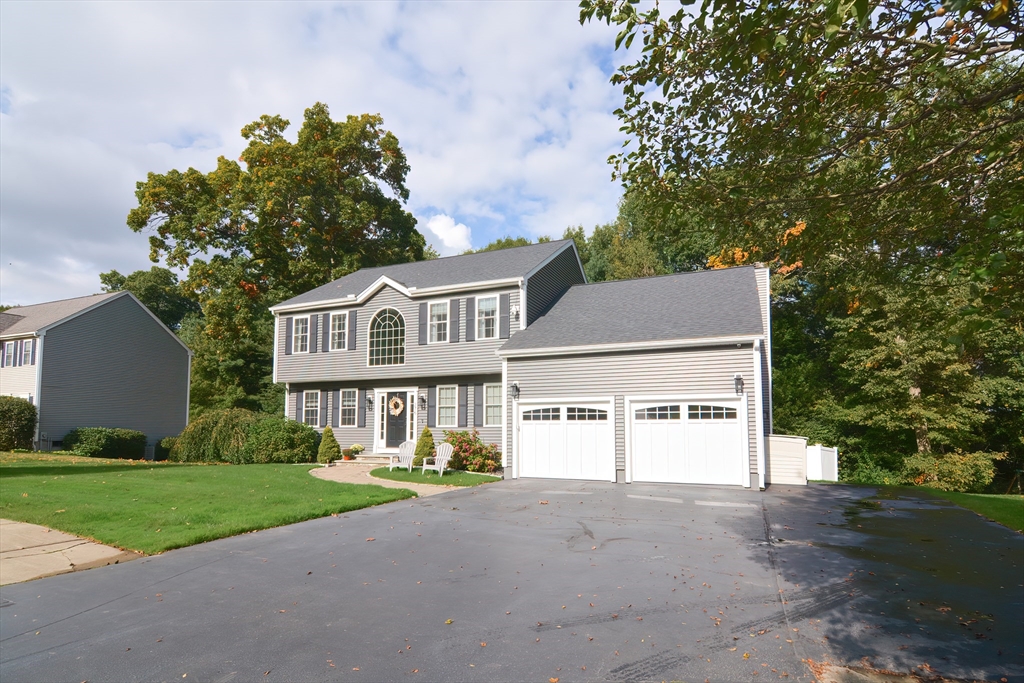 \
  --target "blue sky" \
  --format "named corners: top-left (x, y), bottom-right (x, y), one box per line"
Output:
top-left (0, 1), bottom-right (628, 306)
